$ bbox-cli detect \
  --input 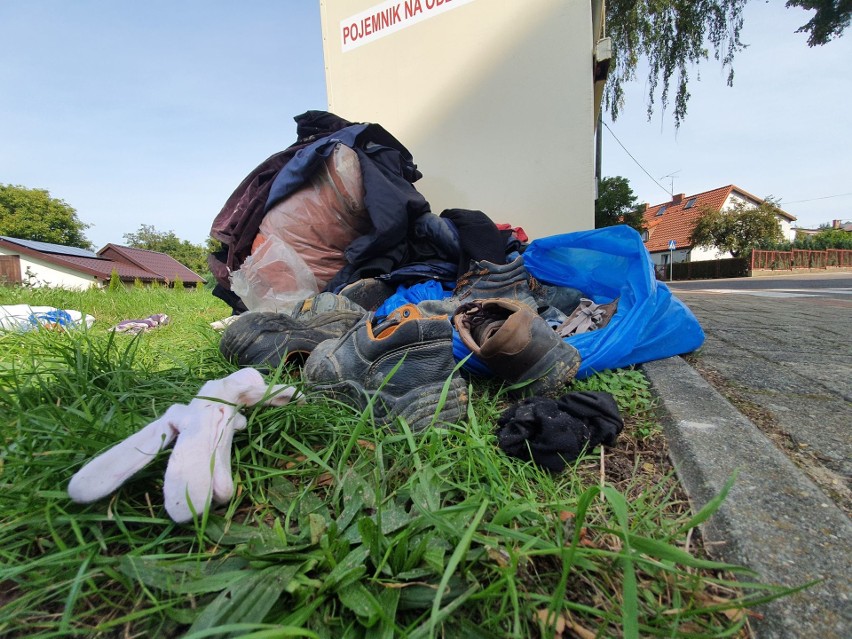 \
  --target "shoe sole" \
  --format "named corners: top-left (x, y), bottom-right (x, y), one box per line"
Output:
top-left (511, 344), bottom-right (582, 397)
top-left (311, 375), bottom-right (468, 432)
